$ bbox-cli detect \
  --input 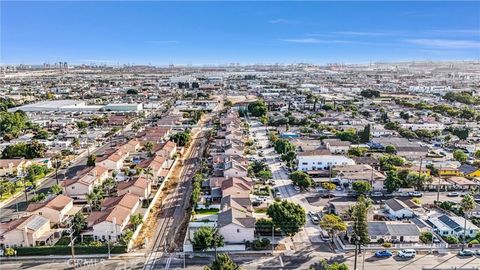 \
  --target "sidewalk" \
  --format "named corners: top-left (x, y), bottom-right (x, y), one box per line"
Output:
top-left (0, 252), bottom-right (146, 261)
